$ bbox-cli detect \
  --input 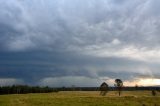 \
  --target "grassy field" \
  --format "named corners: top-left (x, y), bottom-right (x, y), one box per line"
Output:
top-left (0, 91), bottom-right (160, 106)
